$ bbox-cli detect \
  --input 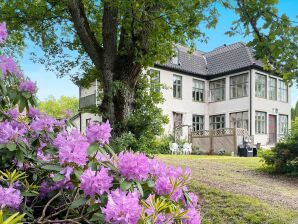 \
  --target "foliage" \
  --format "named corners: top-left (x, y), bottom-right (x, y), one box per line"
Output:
top-left (261, 126), bottom-right (298, 176)
top-left (38, 95), bottom-right (79, 119)
top-left (0, 24), bottom-right (200, 224)
top-left (291, 101), bottom-right (298, 121)
top-left (111, 72), bottom-right (169, 153)
top-left (0, 210), bottom-right (25, 224)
